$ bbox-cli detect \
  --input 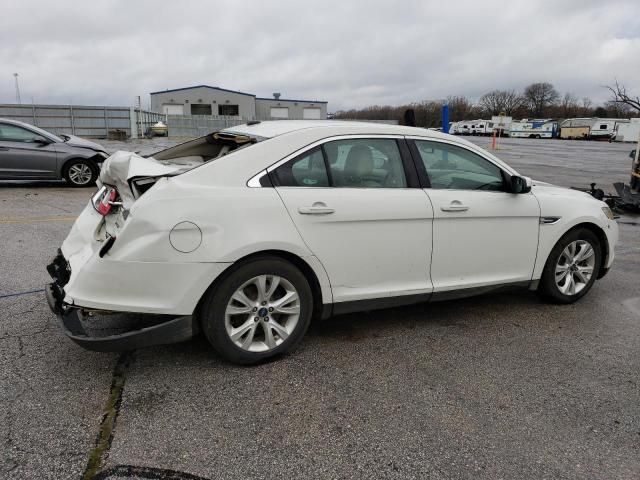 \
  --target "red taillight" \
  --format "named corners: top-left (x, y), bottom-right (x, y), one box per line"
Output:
top-left (92, 186), bottom-right (118, 217)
